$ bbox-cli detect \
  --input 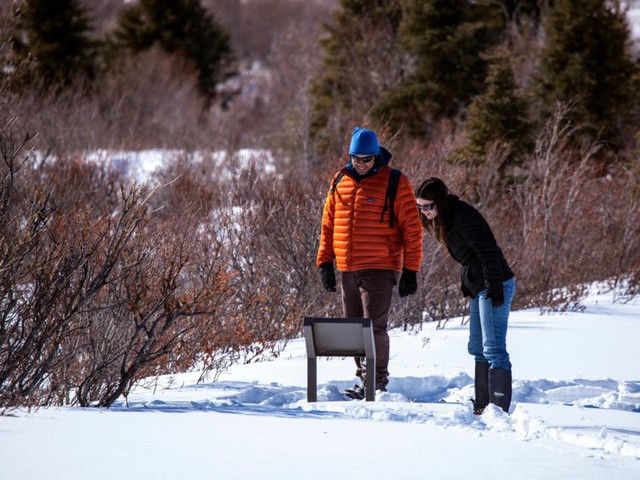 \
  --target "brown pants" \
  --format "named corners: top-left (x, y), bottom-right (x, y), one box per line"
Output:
top-left (341, 269), bottom-right (397, 389)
